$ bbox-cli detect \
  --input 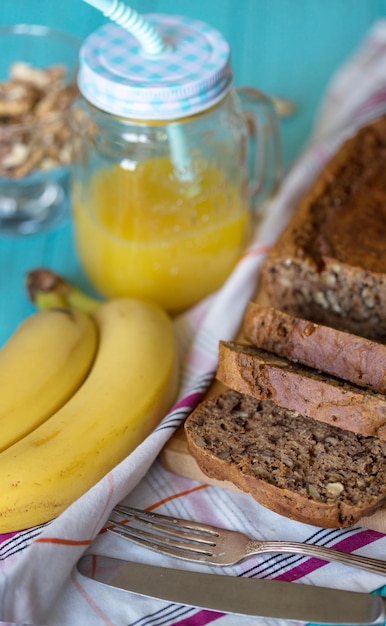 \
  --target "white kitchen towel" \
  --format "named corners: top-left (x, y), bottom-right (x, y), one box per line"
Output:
top-left (1, 19), bottom-right (386, 626)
